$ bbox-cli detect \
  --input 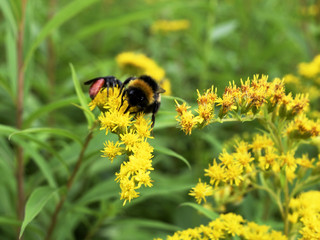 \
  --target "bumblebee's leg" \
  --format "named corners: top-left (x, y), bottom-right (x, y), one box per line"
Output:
top-left (151, 101), bottom-right (161, 128)
top-left (118, 89), bottom-right (127, 111)
top-left (118, 77), bottom-right (136, 97)
top-left (102, 76), bottom-right (122, 98)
